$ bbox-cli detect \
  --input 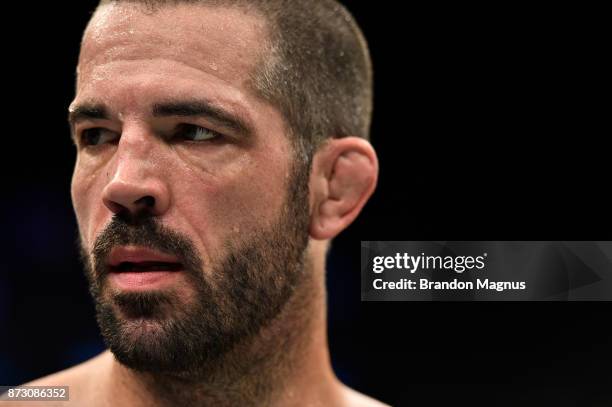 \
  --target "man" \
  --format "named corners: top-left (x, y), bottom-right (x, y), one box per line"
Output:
top-left (15, 0), bottom-right (383, 405)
